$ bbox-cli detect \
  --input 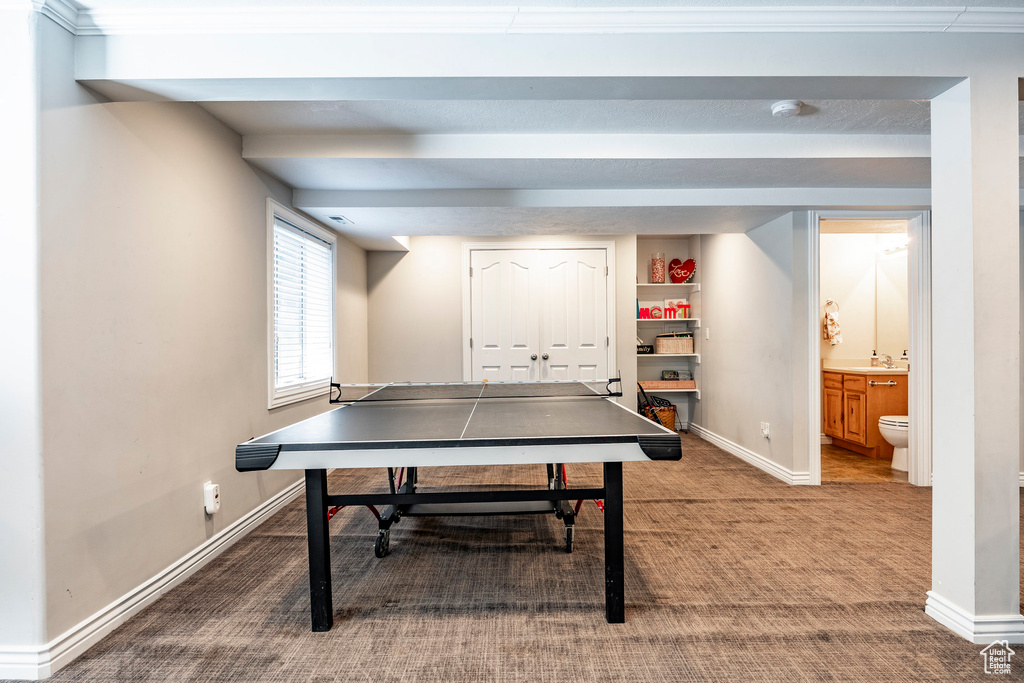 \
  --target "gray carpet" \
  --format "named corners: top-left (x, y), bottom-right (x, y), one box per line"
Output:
top-left (36, 434), bottom-right (1023, 681)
